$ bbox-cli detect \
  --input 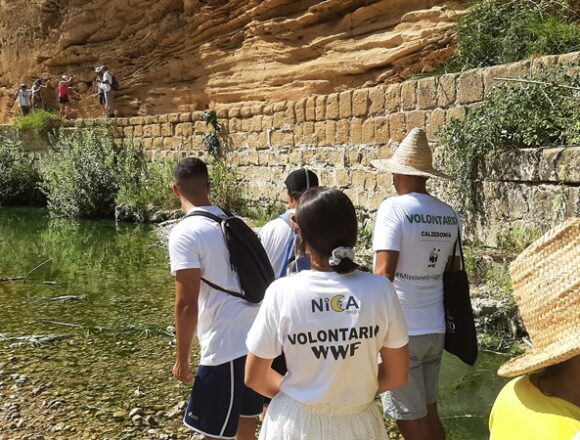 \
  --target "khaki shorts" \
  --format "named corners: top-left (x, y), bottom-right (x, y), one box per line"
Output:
top-left (382, 333), bottom-right (445, 420)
